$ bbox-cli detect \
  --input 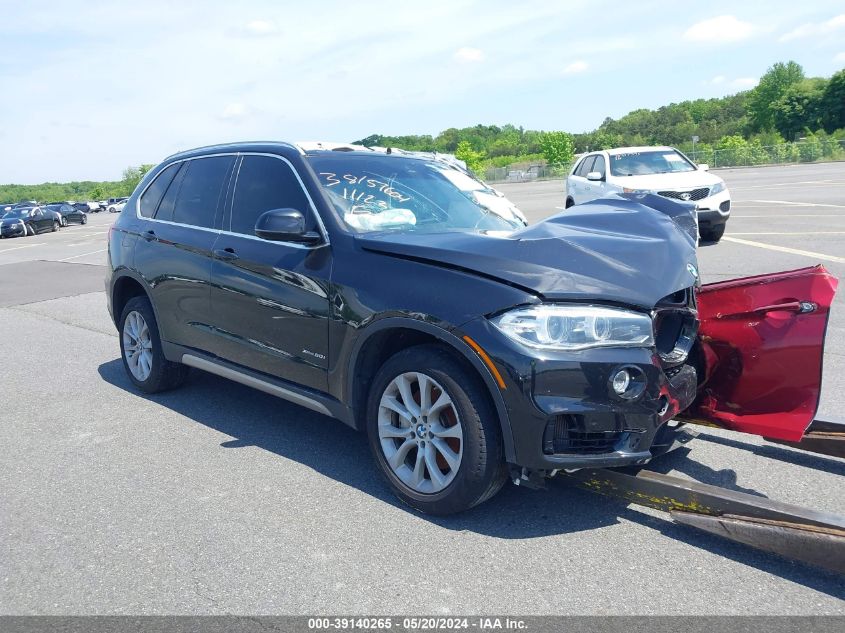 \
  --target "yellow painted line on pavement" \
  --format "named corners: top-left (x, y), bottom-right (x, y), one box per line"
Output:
top-left (721, 237), bottom-right (845, 264)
